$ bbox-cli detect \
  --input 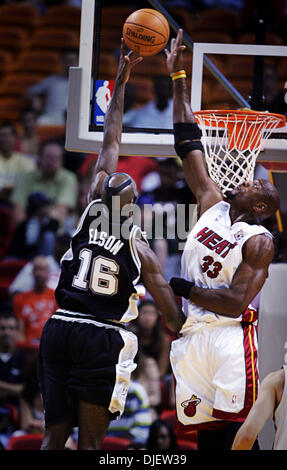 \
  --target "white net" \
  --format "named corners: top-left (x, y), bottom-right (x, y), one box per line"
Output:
top-left (194, 110), bottom-right (286, 194)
